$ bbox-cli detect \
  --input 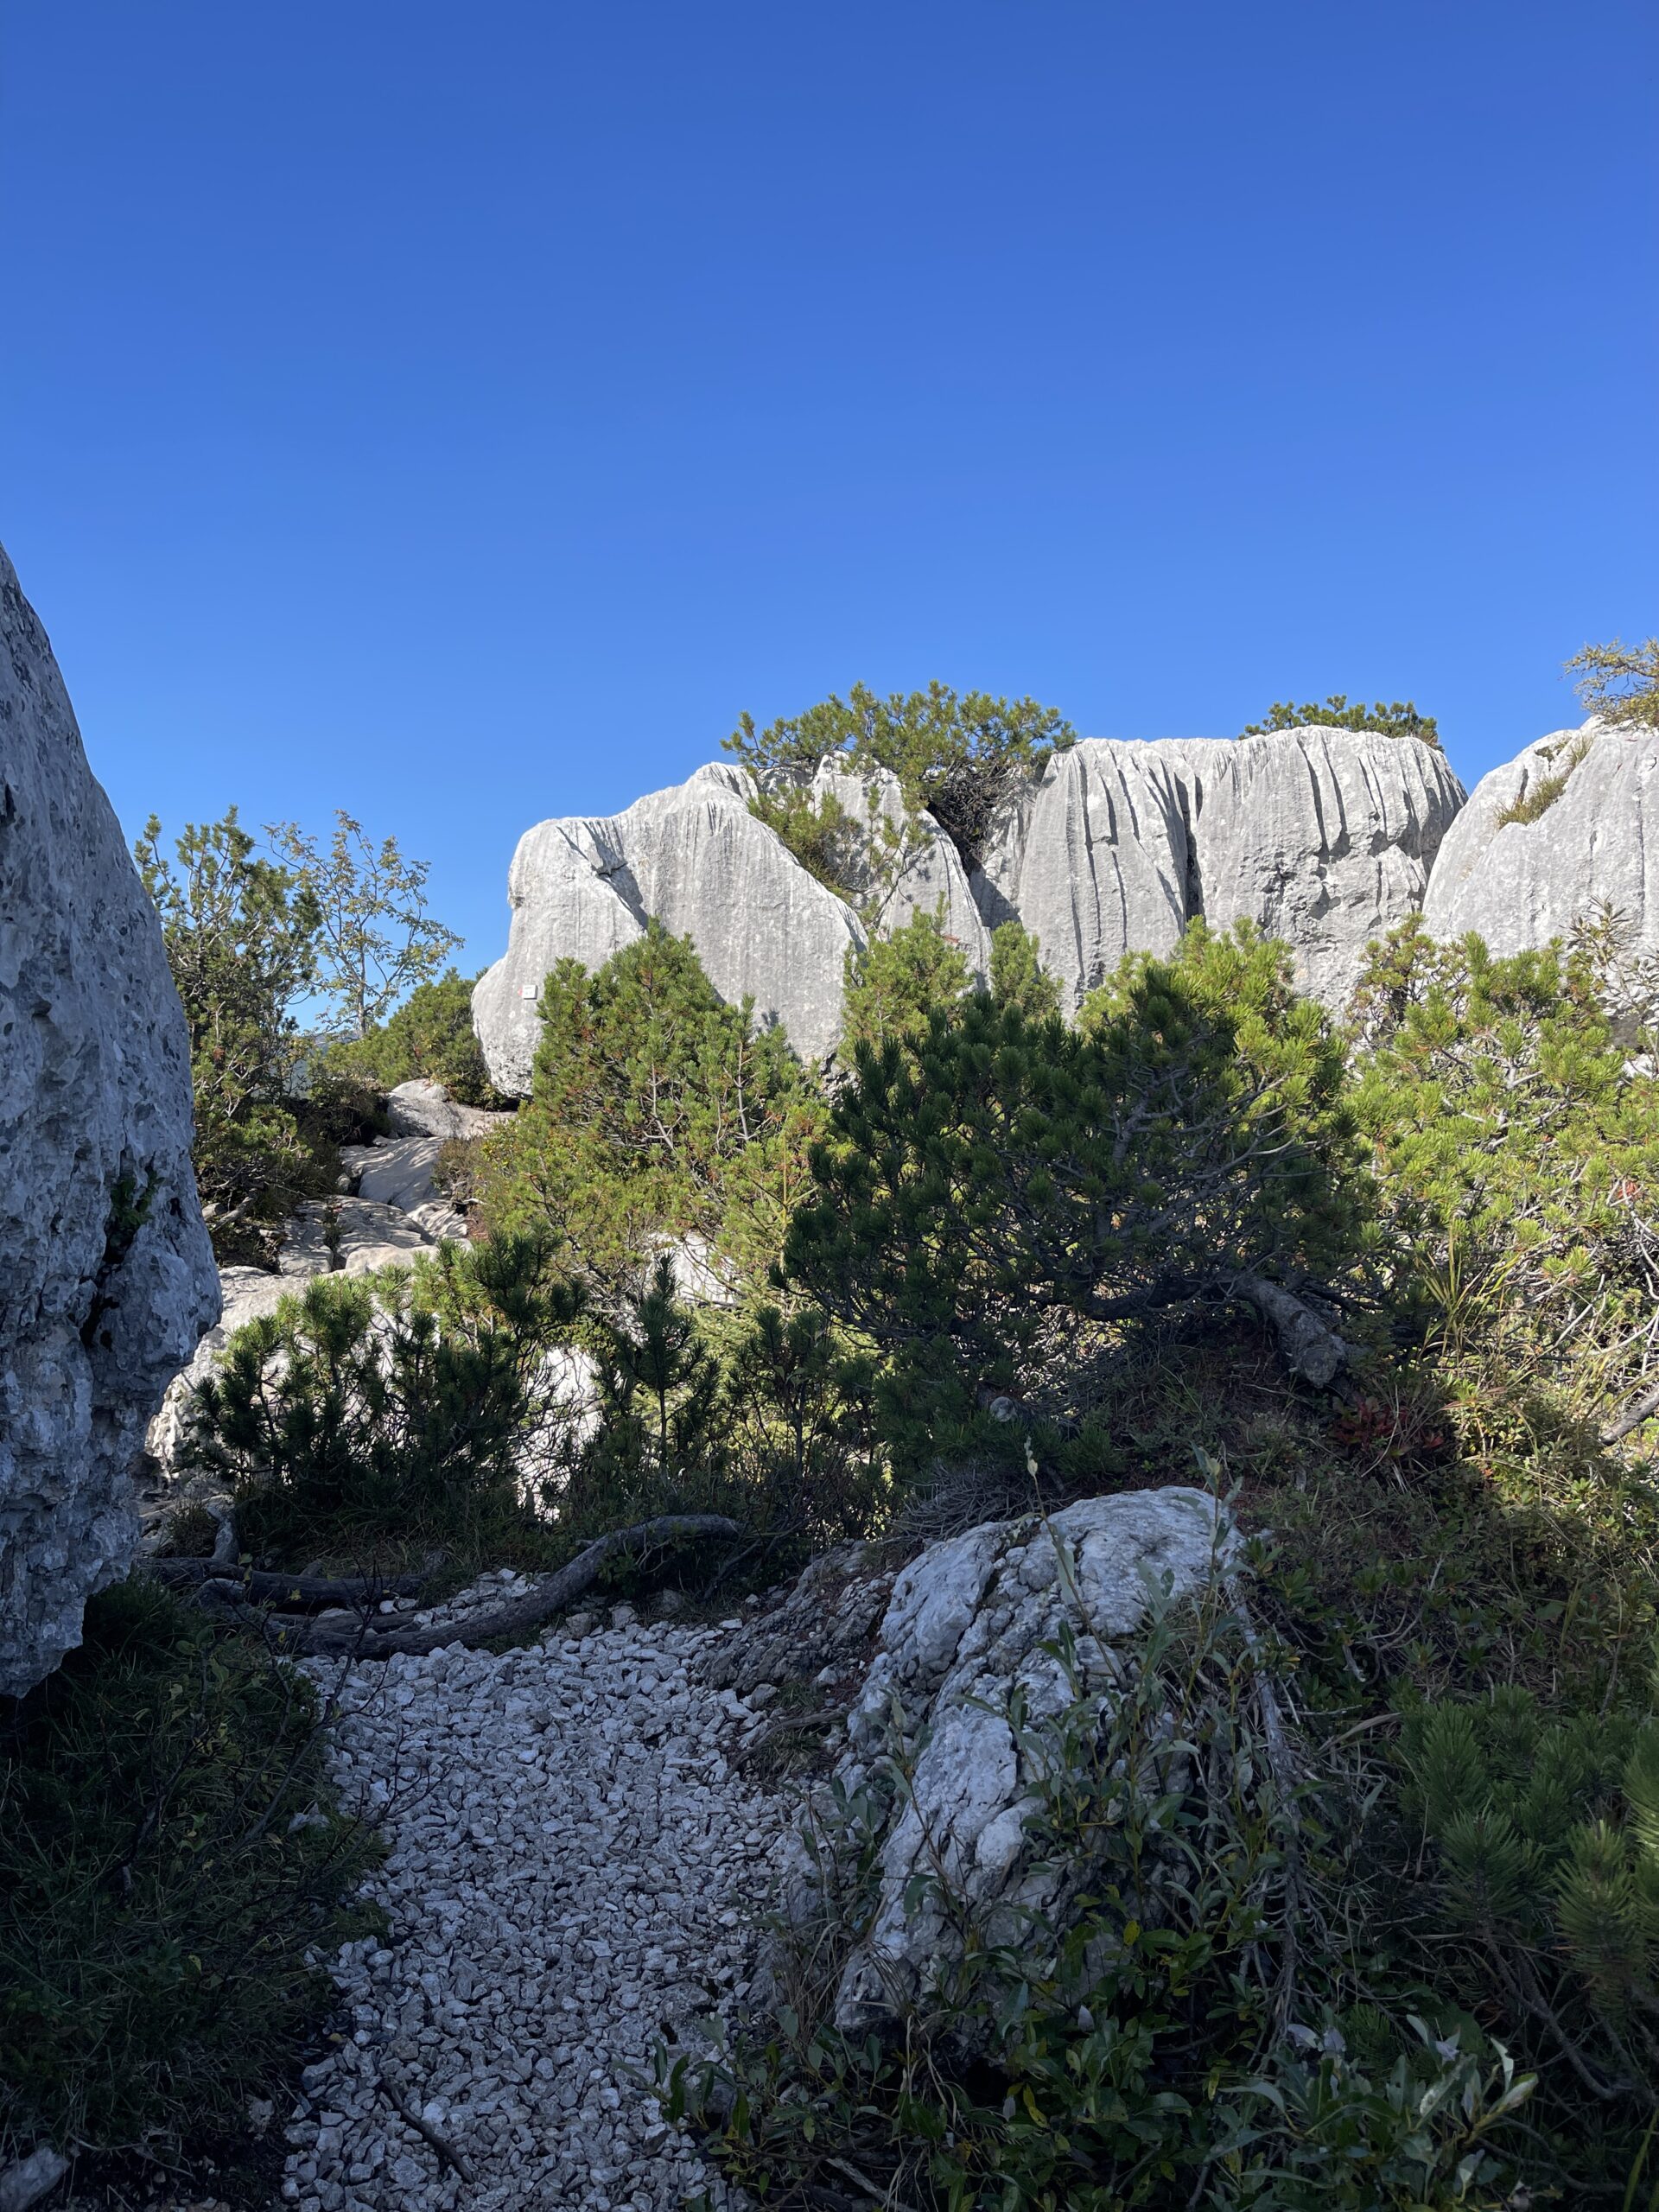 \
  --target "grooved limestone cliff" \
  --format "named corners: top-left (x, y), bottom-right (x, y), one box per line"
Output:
top-left (474, 728), bottom-right (1466, 1087)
